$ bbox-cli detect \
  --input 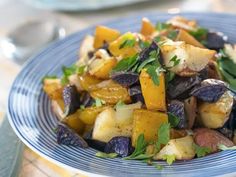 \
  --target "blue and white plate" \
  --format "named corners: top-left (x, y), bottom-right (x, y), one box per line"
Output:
top-left (7, 13), bottom-right (236, 177)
